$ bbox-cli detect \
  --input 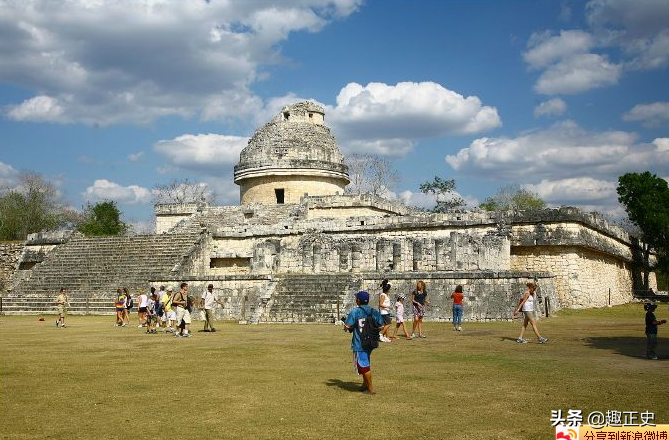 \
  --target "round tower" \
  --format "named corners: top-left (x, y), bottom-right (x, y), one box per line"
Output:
top-left (234, 101), bottom-right (350, 205)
